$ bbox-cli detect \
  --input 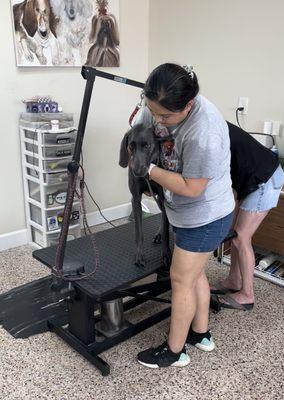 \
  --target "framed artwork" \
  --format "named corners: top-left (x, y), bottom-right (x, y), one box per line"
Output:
top-left (11, 0), bottom-right (120, 67)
